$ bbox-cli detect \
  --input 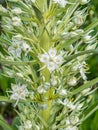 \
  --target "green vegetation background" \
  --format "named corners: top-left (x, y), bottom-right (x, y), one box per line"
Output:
top-left (80, 0), bottom-right (98, 129)
top-left (0, 0), bottom-right (98, 130)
